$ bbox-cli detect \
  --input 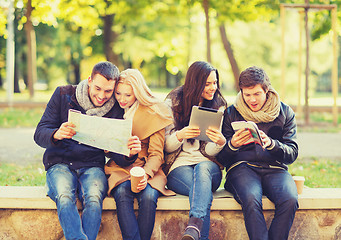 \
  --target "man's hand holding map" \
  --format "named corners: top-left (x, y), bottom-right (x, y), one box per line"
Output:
top-left (68, 109), bottom-right (132, 156)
